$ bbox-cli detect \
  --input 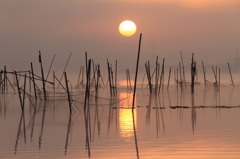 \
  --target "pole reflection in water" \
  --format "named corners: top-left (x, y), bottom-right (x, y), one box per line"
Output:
top-left (14, 111), bottom-right (26, 154)
top-left (39, 101), bottom-right (46, 151)
top-left (119, 92), bottom-right (137, 140)
top-left (191, 93), bottom-right (196, 133)
top-left (64, 113), bottom-right (72, 156)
